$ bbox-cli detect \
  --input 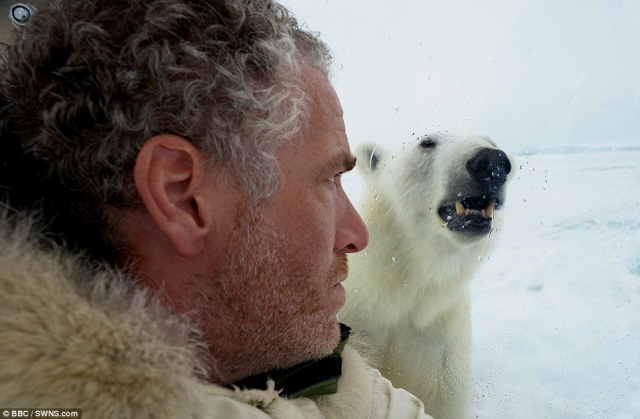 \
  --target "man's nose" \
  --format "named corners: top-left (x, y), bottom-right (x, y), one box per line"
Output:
top-left (336, 196), bottom-right (369, 253)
